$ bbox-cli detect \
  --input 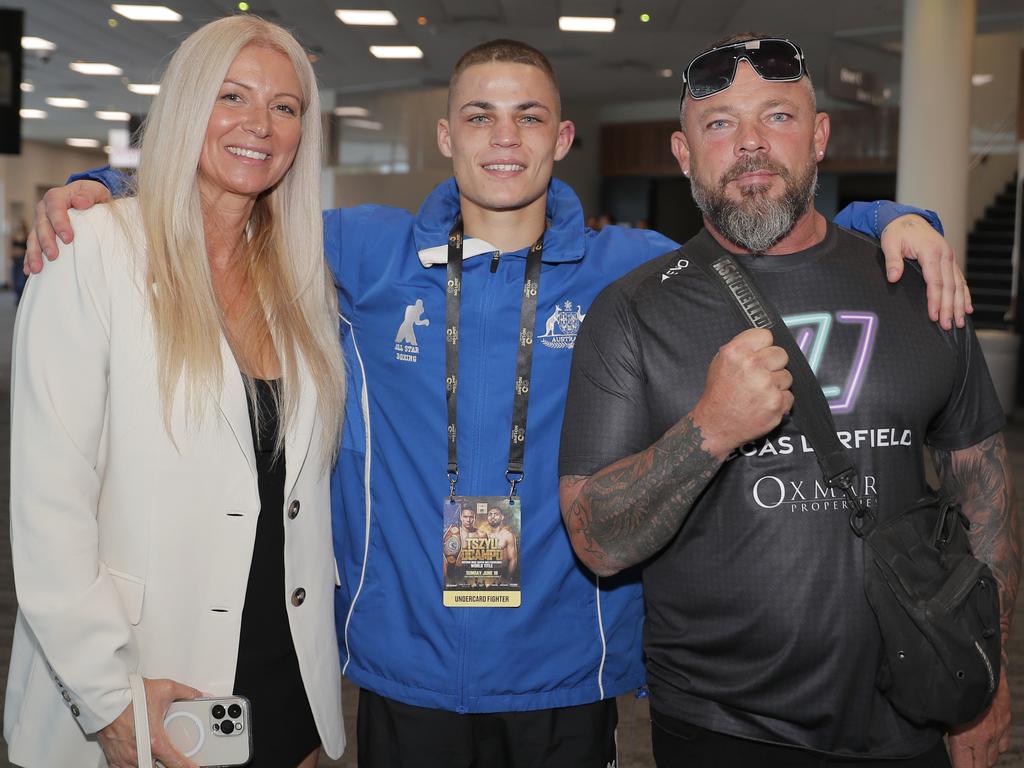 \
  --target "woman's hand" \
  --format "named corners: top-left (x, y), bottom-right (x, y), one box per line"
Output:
top-left (97, 678), bottom-right (202, 768)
